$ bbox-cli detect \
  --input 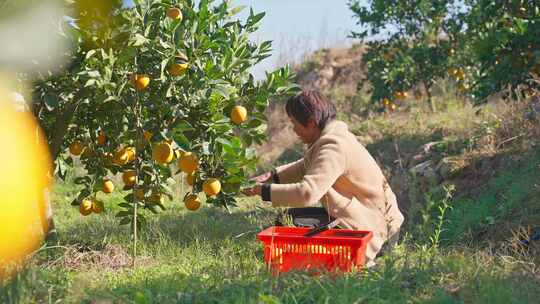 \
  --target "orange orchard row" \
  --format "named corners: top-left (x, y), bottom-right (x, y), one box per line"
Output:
top-left (379, 65), bottom-right (474, 111)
